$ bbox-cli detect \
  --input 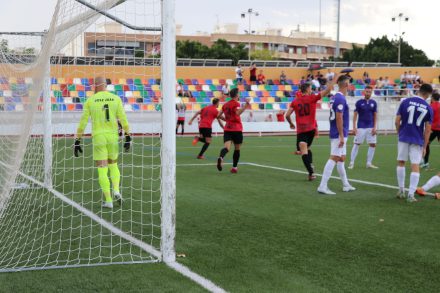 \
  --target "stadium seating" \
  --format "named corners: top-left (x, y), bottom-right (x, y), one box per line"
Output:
top-left (0, 76), bottom-right (426, 112)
